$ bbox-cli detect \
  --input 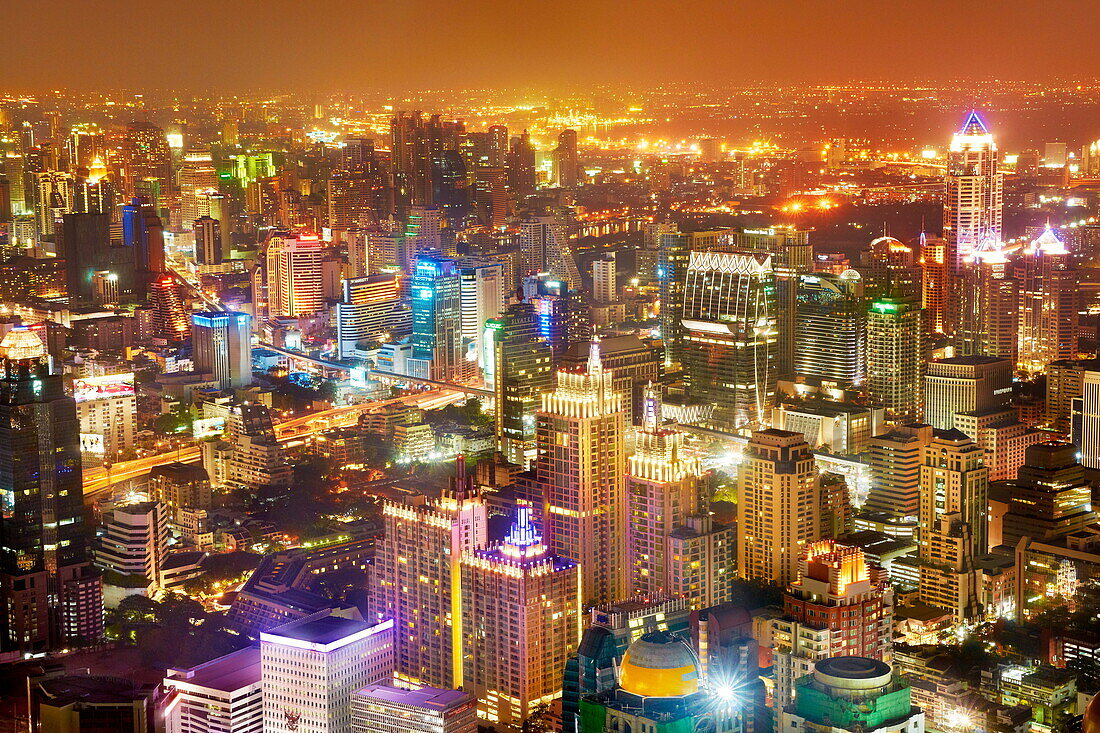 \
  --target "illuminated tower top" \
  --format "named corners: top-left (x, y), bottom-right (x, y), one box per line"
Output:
top-left (541, 337), bottom-right (623, 418)
top-left (630, 383), bottom-right (701, 483)
top-left (945, 110), bottom-right (1002, 273)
